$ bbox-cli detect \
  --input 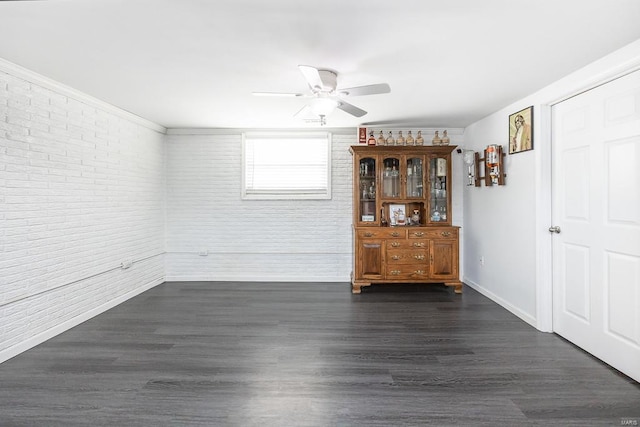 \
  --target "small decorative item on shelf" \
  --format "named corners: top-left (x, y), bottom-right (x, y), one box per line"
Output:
top-left (386, 131), bottom-right (395, 145)
top-left (410, 208), bottom-right (421, 225)
top-left (367, 130), bottom-right (376, 146)
top-left (415, 130), bottom-right (424, 145)
top-left (358, 127), bottom-right (367, 144)
top-left (380, 208), bottom-right (388, 226)
top-left (397, 131), bottom-right (405, 145)
top-left (432, 131), bottom-right (442, 145)
top-left (389, 204), bottom-right (406, 226)
top-left (406, 130), bottom-right (415, 145)
top-left (377, 130), bottom-right (385, 146)
top-left (441, 130), bottom-right (450, 145)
